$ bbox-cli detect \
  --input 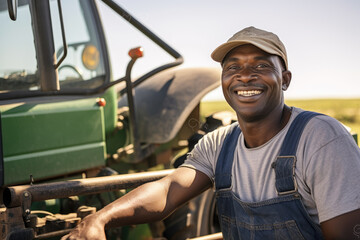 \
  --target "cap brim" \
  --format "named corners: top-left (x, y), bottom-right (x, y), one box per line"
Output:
top-left (211, 40), bottom-right (280, 63)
